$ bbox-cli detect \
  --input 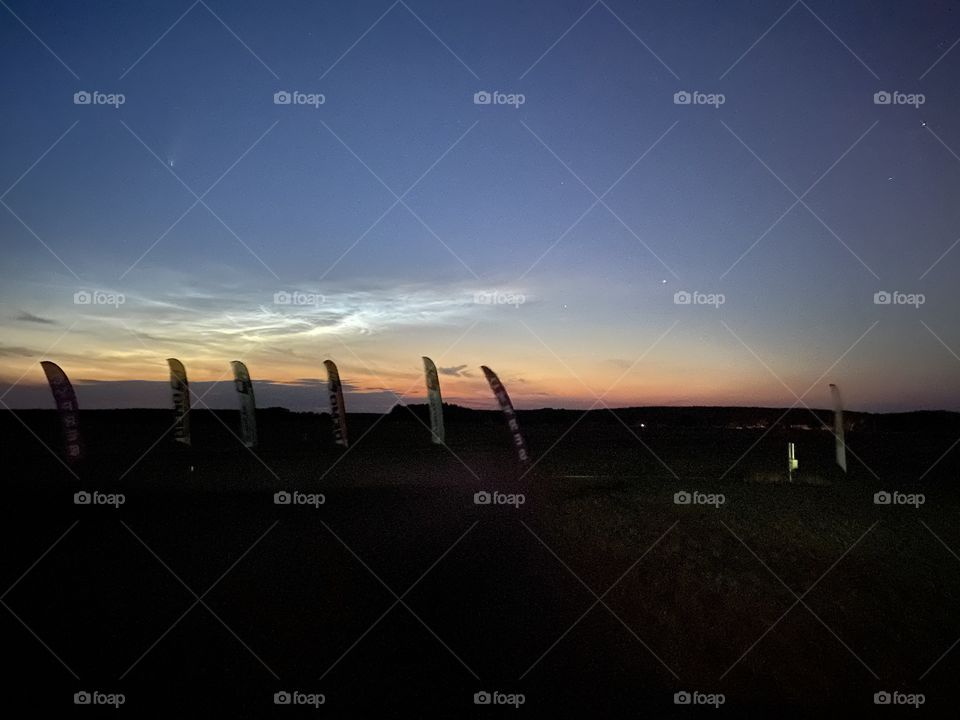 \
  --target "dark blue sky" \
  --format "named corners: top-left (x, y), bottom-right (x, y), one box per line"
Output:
top-left (2, 0), bottom-right (959, 412)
